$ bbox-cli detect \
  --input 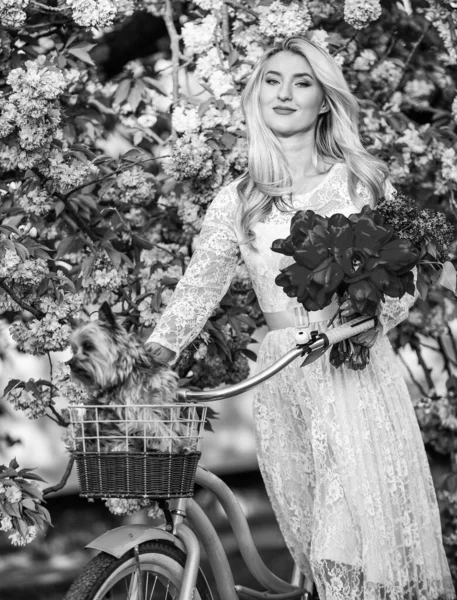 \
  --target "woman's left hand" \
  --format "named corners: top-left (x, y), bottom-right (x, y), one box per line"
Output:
top-left (340, 298), bottom-right (381, 348)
